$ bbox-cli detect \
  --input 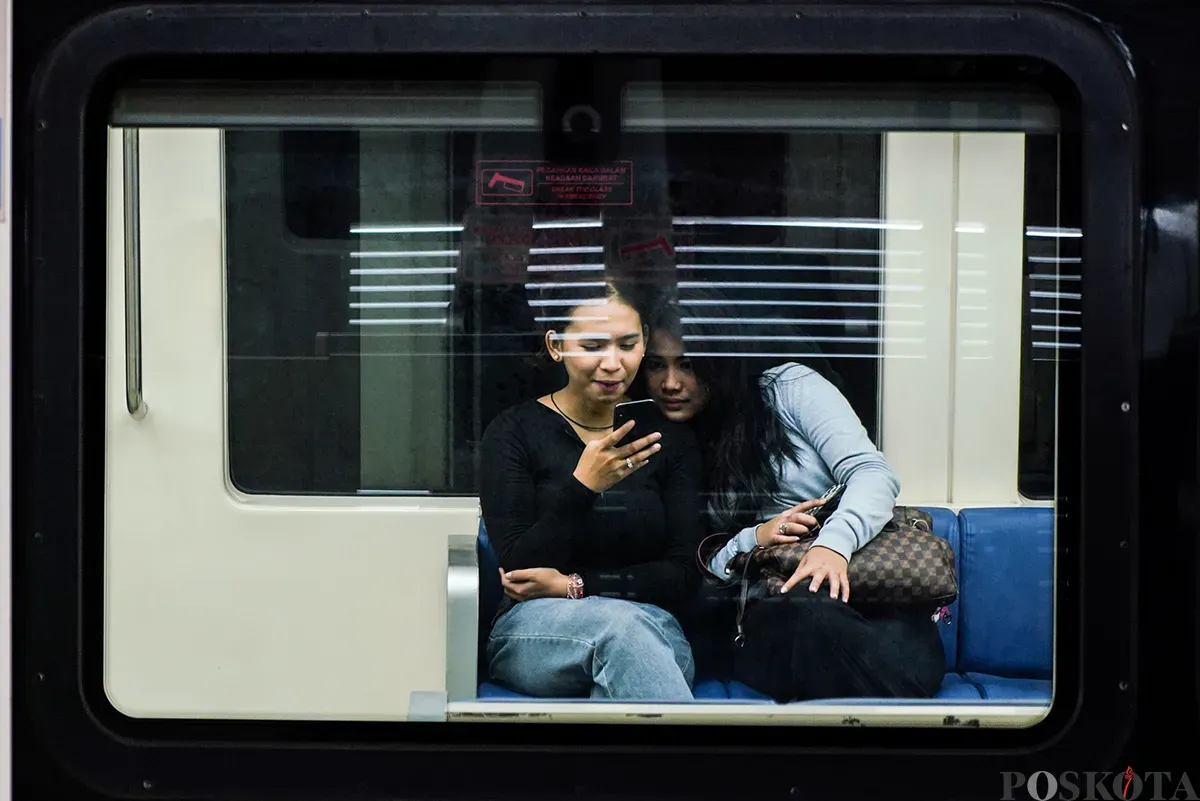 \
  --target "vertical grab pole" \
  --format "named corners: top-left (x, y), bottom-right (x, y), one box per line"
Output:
top-left (123, 128), bottom-right (148, 419)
